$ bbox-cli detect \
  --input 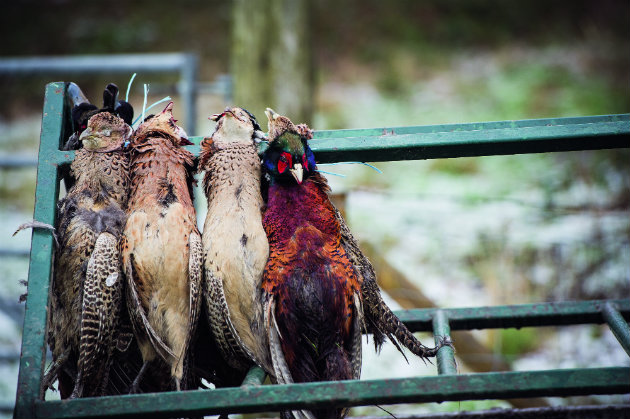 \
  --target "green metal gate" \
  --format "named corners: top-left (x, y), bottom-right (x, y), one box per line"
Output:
top-left (14, 82), bottom-right (630, 418)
